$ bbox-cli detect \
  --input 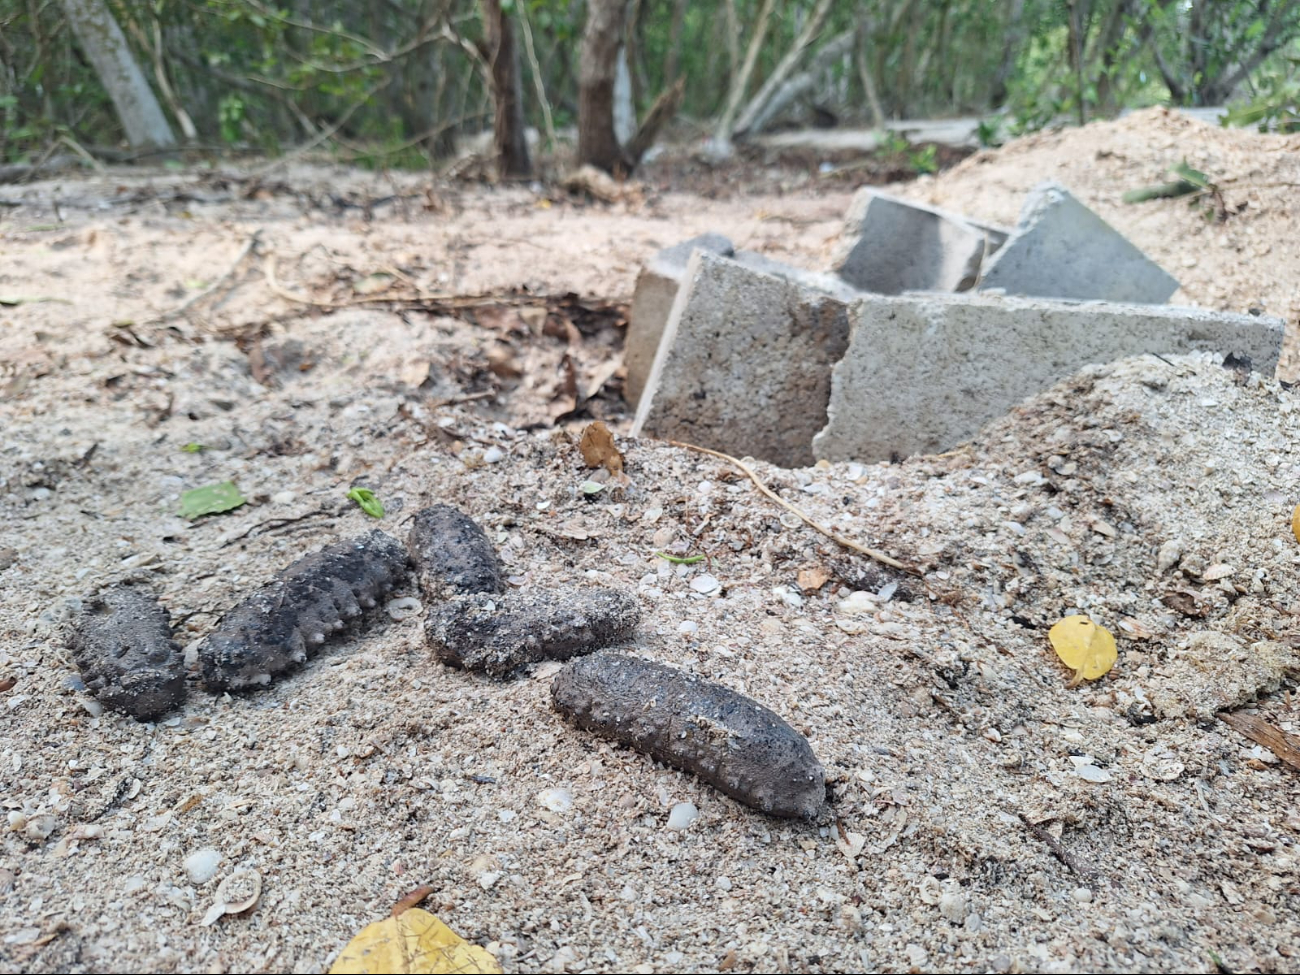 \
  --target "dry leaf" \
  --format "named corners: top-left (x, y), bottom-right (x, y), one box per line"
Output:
top-left (328, 908), bottom-right (501, 974)
top-left (796, 566), bottom-right (831, 591)
top-left (579, 421), bottom-right (624, 474)
top-left (1292, 502), bottom-right (1300, 544)
top-left (1048, 615), bottom-right (1117, 686)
